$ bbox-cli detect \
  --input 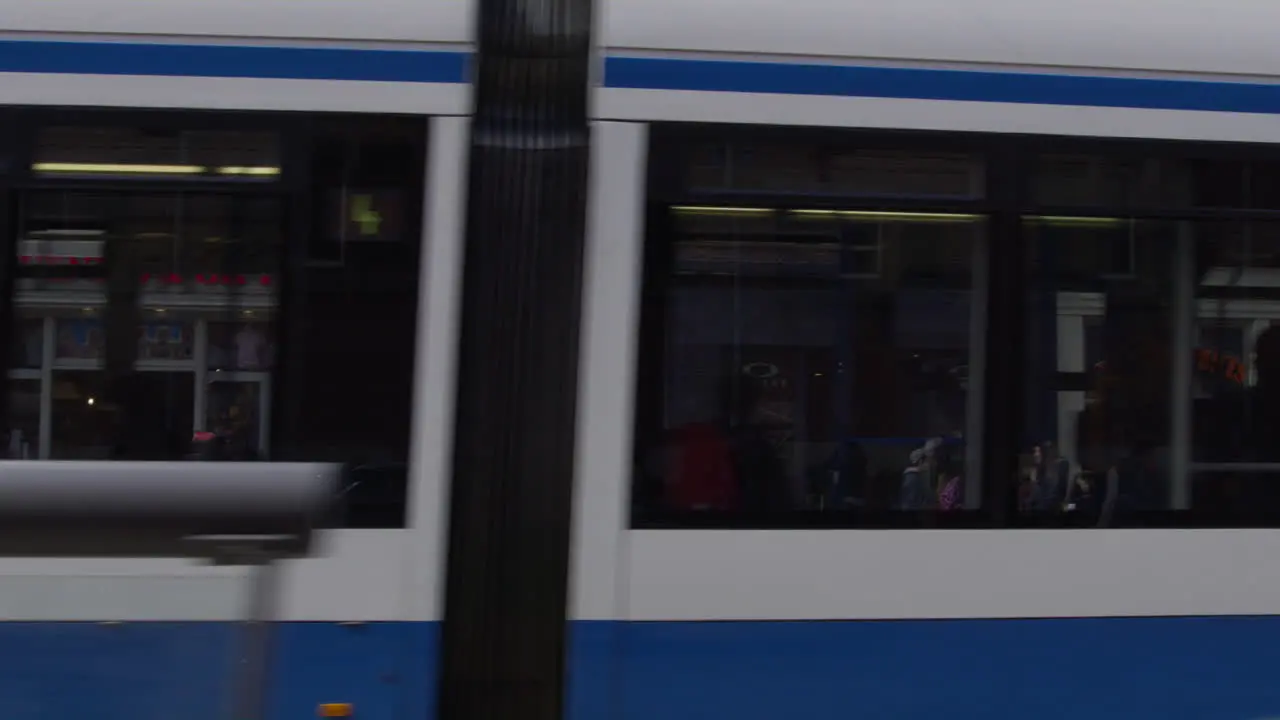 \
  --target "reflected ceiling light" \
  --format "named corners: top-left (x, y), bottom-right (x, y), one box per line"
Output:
top-left (674, 205), bottom-right (1131, 228)
top-left (672, 205), bottom-right (774, 216)
top-left (1028, 215), bottom-right (1125, 226)
top-left (27, 229), bottom-right (106, 237)
top-left (791, 209), bottom-right (980, 222)
top-left (33, 162), bottom-right (204, 175)
top-left (217, 166), bottom-right (281, 177)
